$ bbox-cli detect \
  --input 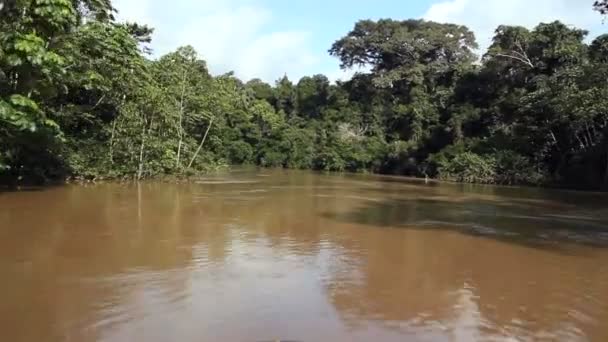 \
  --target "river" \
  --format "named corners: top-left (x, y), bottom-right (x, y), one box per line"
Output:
top-left (1, 169), bottom-right (608, 341)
